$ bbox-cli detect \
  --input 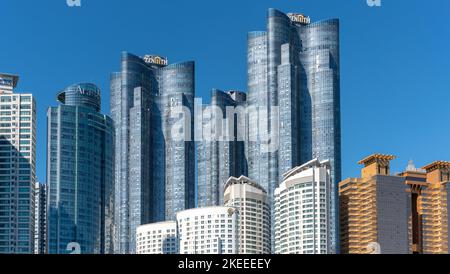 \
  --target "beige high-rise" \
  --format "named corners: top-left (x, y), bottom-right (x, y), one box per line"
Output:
top-left (340, 154), bottom-right (450, 254)
top-left (224, 176), bottom-right (271, 254)
top-left (419, 162), bottom-right (450, 253)
top-left (339, 154), bottom-right (409, 254)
